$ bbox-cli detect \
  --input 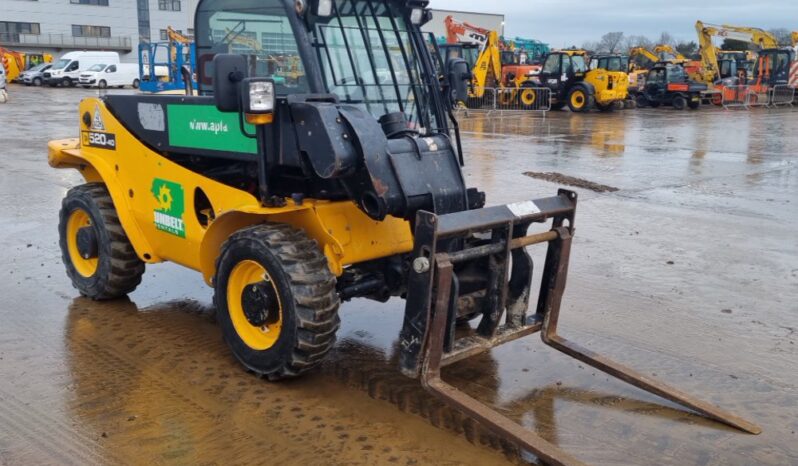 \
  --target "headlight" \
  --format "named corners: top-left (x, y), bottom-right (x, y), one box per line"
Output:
top-left (247, 80), bottom-right (275, 113)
